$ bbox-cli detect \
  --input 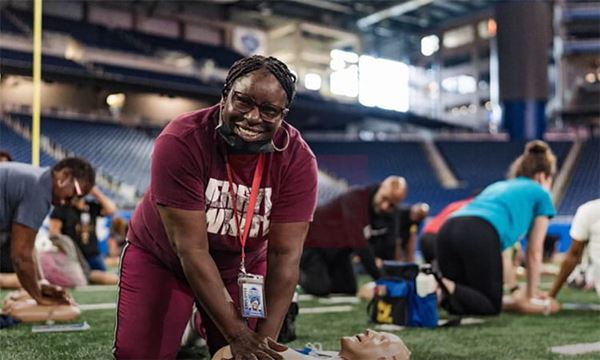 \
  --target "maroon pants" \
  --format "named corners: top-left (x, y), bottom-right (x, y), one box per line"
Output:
top-left (113, 243), bottom-right (266, 359)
